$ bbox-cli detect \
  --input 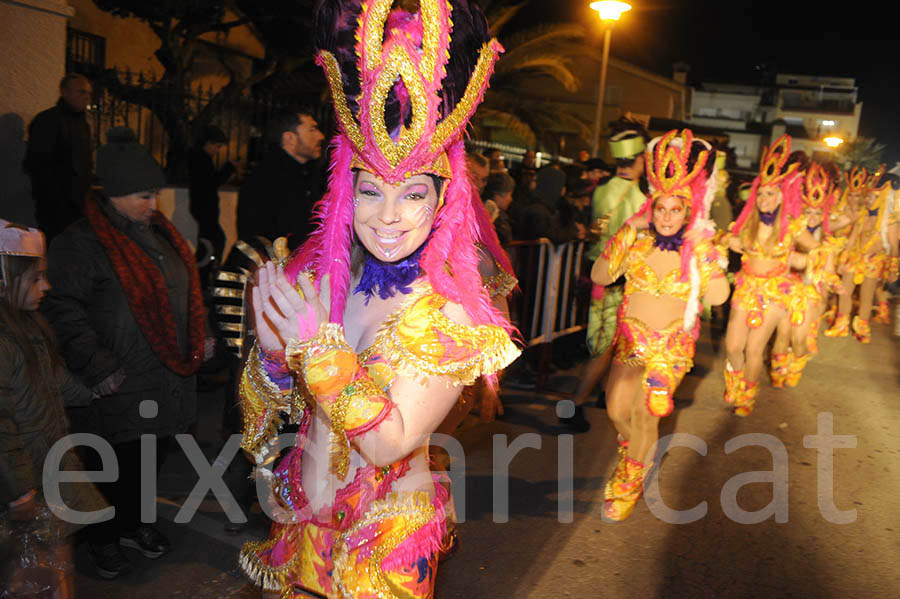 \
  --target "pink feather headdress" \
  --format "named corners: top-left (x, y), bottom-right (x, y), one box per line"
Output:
top-left (732, 135), bottom-right (804, 241)
top-left (287, 0), bottom-right (510, 335)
